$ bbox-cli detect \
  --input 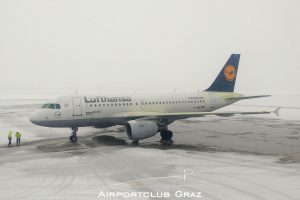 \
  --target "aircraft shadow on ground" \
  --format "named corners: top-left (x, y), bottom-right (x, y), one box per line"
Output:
top-left (35, 134), bottom-right (219, 154)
